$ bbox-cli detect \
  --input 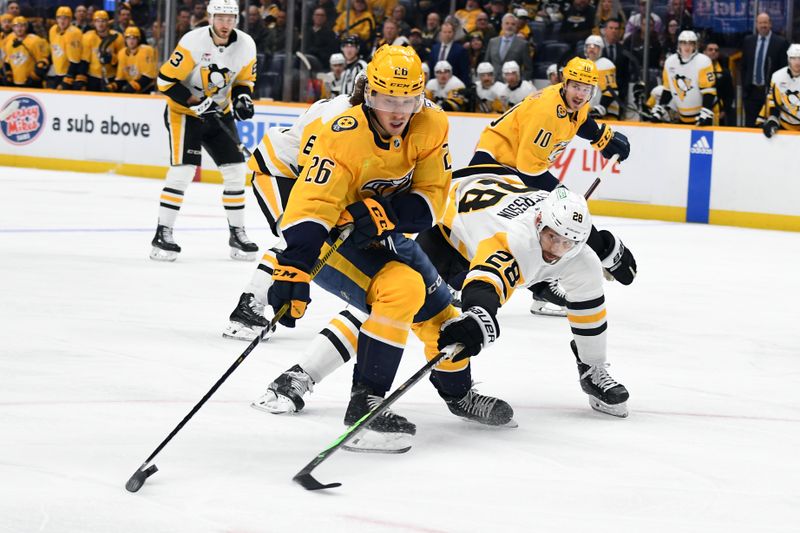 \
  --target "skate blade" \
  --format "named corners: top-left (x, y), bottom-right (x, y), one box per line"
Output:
top-left (230, 248), bottom-right (258, 261)
top-left (456, 416), bottom-right (519, 429)
top-left (588, 397), bottom-right (629, 418)
top-left (342, 428), bottom-right (413, 454)
top-left (530, 302), bottom-right (566, 317)
top-left (222, 321), bottom-right (261, 341)
top-left (149, 247), bottom-right (179, 262)
top-left (250, 391), bottom-right (298, 414)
